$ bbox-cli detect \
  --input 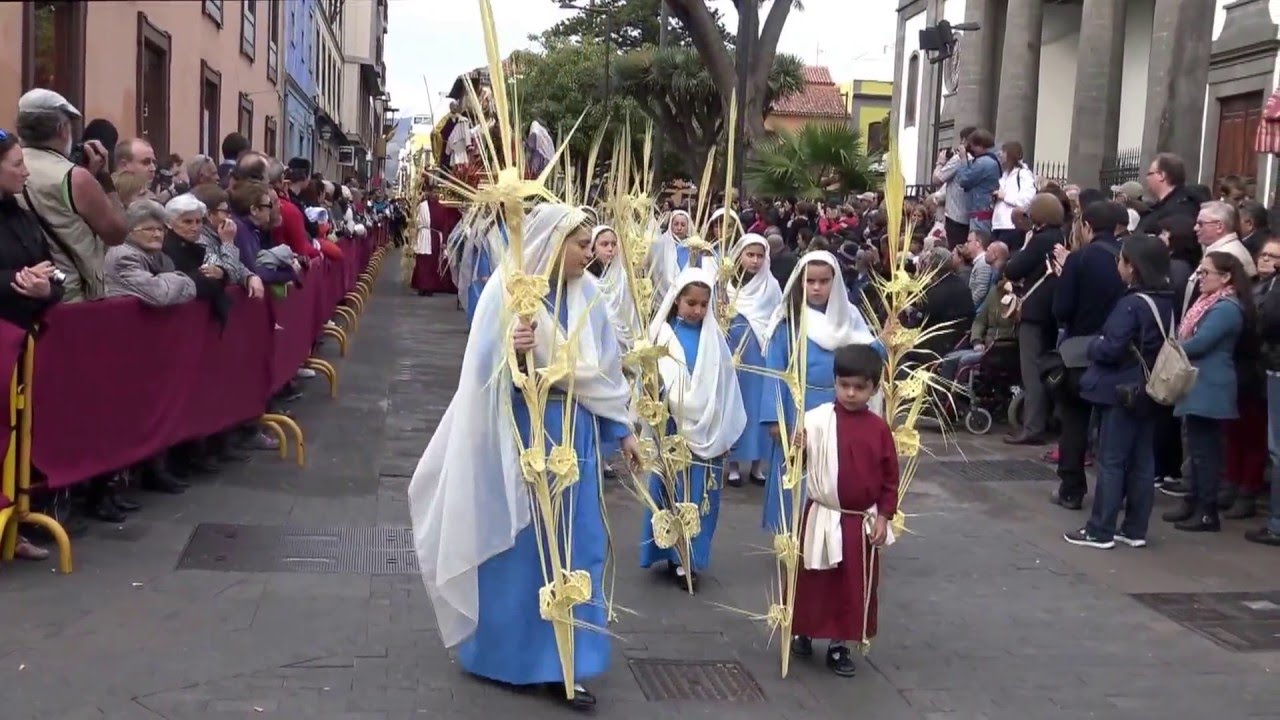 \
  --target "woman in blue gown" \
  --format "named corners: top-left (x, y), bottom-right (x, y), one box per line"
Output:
top-left (410, 204), bottom-right (642, 710)
top-left (760, 251), bottom-right (883, 532)
top-left (463, 220), bottom-right (508, 326)
top-left (724, 234), bottom-right (784, 487)
top-left (639, 267), bottom-right (746, 589)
